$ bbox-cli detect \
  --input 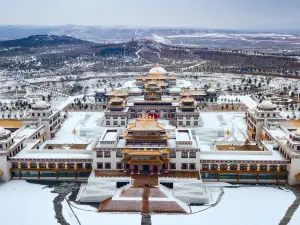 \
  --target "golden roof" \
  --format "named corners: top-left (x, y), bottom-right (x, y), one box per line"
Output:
top-left (145, 80), bottom-right (168, 87)
top-left (168, 75), bottom-right (177, 79)
top-left (121, 158), bottom-right (130, 162)
top-left (121, 148), bottom-right (170, 156)
top-left (179, 104), bottom-right (196, 109)
top-left (109, 96), bottom-right (124, 102)
top-left (180, 89), bottom-right (207, 96)
top-left (296, 173), bottom-right (300, 181)
top-left (181, 96), bottom-right (195, 103)
top-left (124, 135), bottom-right (169, 140)
top-left (108, 103), bottom-right (125, 109)
top-left (161, 158), bottom-right (171, 163)
top-left (127, 115), bottom-right (166, 132)
top-left (128, 159), bottom-right (163, 165)
top-left (107, 90), bottom-right (129, 96)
